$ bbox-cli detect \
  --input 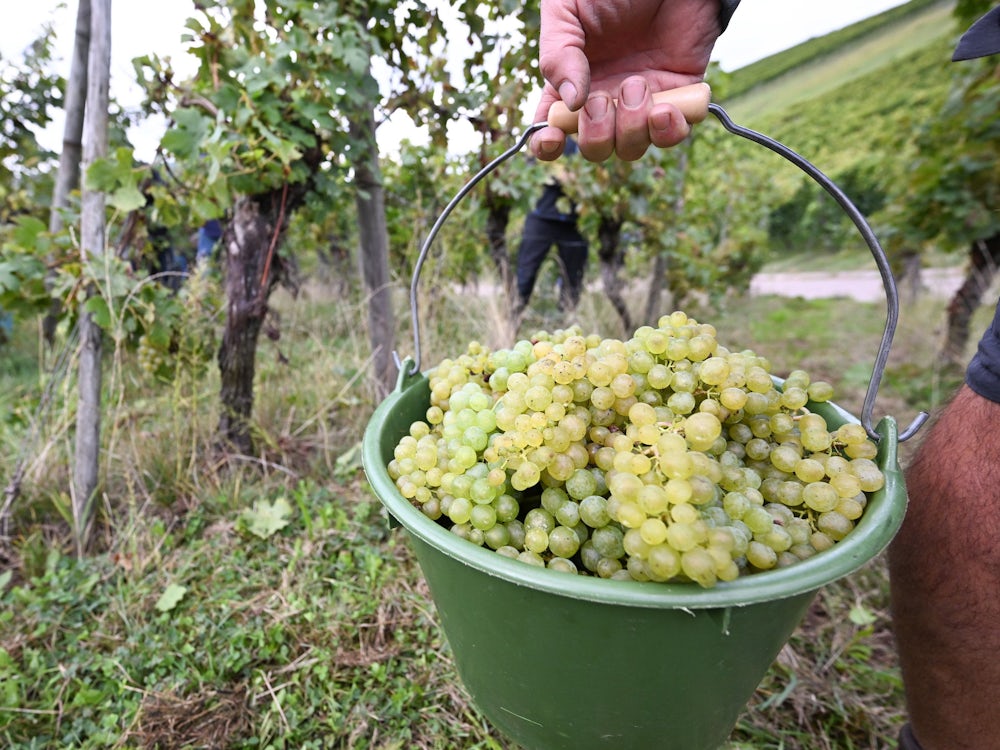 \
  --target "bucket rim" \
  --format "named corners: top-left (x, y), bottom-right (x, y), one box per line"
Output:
top-left (362, 372), bottom-right (905, 610)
